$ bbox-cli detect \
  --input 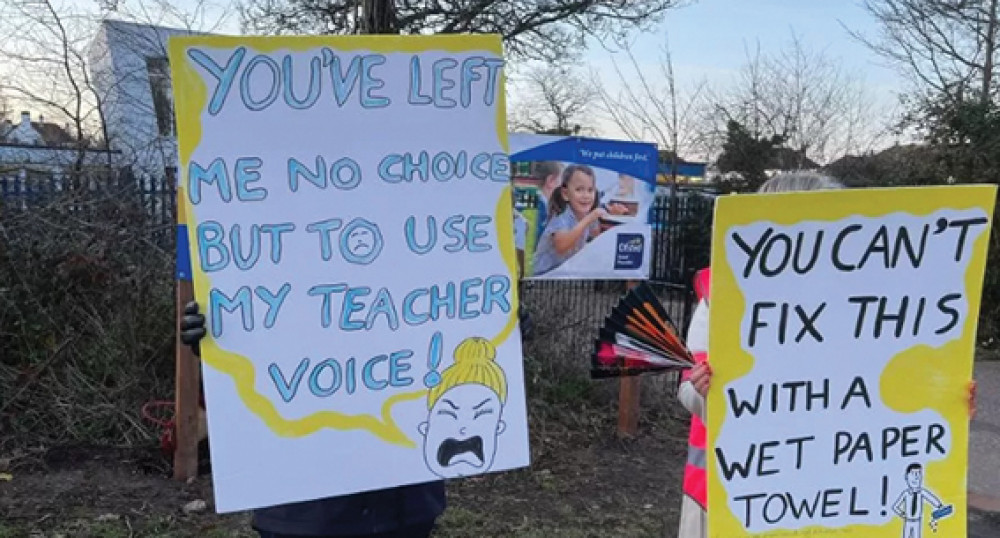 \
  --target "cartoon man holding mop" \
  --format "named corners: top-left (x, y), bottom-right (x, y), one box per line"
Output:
top-left (893, 463), bottom-right (952, 537)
